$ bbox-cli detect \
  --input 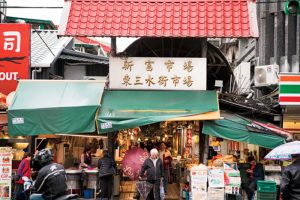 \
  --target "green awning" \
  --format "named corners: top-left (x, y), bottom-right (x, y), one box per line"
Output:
top-left (8, 80), bottom-right (105, 136)
top-left (202, 113), bottom-right (286, 149)
top-left (98, 90), bottom-right (219, 133)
